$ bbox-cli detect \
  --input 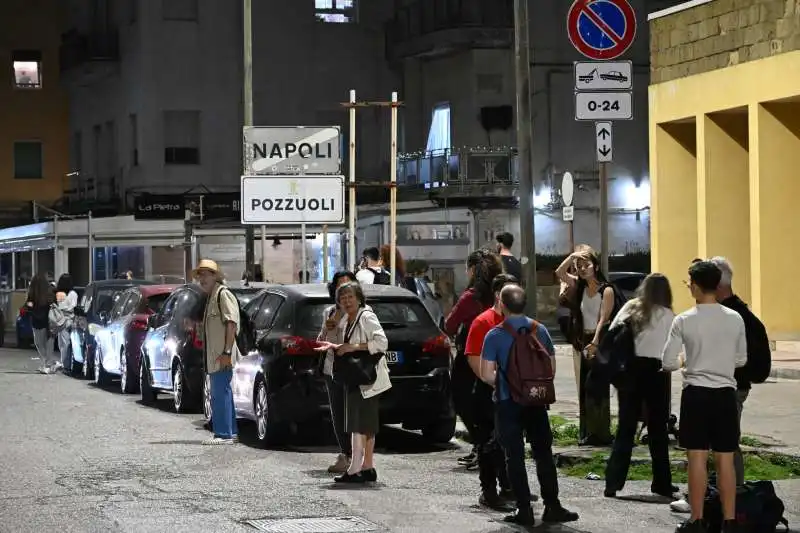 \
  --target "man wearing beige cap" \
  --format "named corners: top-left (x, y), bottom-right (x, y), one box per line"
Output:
top-left (193, 259), bottom-right (240, 445)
